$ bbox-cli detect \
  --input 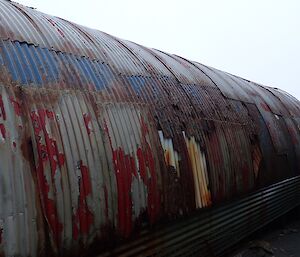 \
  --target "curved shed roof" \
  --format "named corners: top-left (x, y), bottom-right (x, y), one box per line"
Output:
top-left (0, 0), bottom-right (297, 109)
top-left (0, 1), bottom-right (300, 256)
